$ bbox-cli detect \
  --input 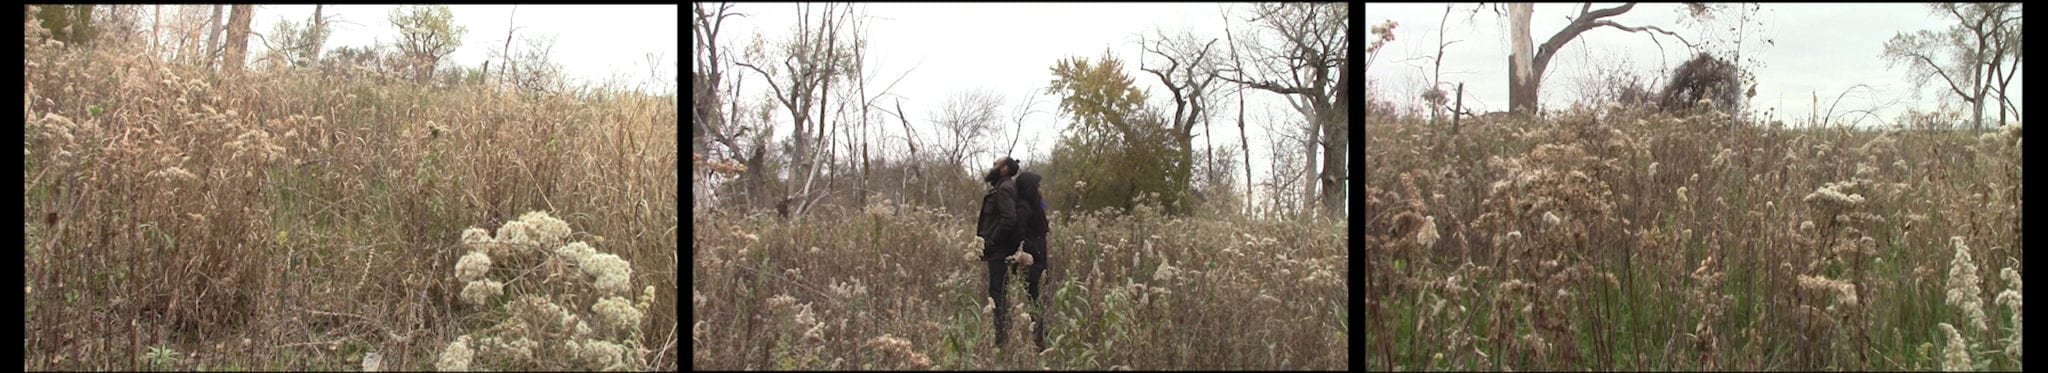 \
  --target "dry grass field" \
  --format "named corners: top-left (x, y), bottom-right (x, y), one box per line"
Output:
top-left (22, 9), bottom-right (679, 371)
top-left (1364, 104), bottom-right (2022, 371)
top-left (690, 195), bottom-right (1348, 370)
